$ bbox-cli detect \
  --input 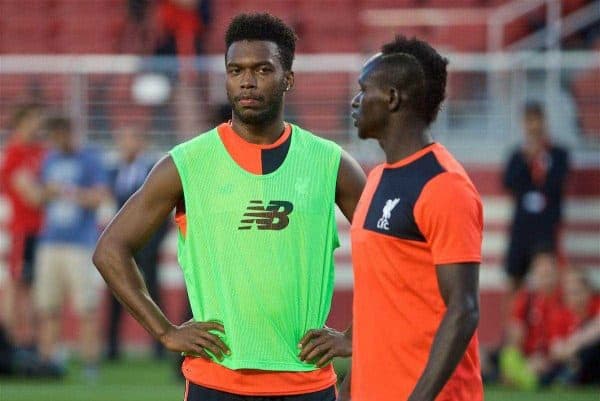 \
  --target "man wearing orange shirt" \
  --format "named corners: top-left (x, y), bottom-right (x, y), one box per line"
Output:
top-left (345, 36), bottom-right (483, 401)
